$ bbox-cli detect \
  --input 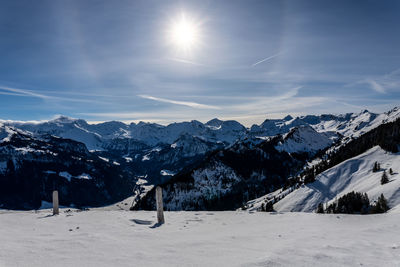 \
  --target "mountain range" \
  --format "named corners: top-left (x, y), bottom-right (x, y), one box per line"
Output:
top-left (1, 107), bottom-right (399, 210)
